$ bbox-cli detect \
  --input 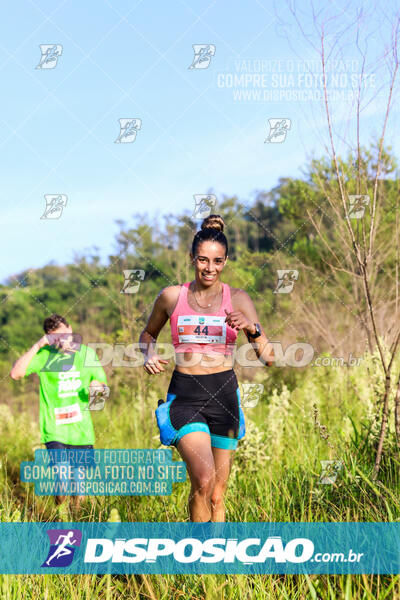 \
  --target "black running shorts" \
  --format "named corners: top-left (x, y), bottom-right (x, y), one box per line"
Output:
top-left (155, 369), bottom-right (245, 449)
